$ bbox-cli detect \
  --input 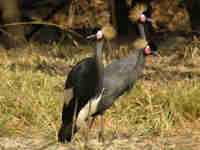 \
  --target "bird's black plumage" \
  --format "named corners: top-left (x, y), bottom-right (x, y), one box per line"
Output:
top-left (65, 57), bottom-right (103, 101)
top-left (58, 31), bottom-right (104, 143)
